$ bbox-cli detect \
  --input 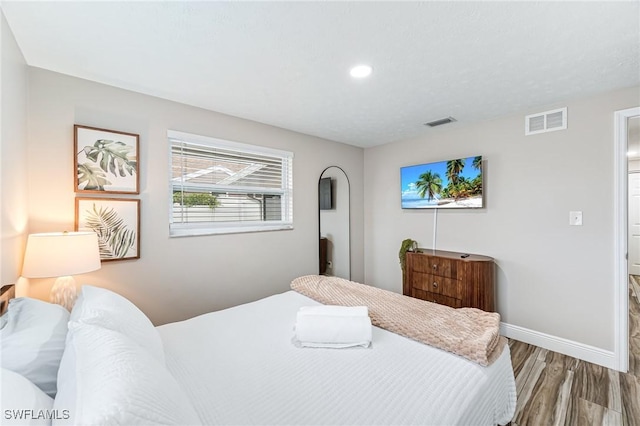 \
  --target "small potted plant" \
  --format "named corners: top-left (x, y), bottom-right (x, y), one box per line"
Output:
top-left (399, 238), bottom-right (418, 290)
